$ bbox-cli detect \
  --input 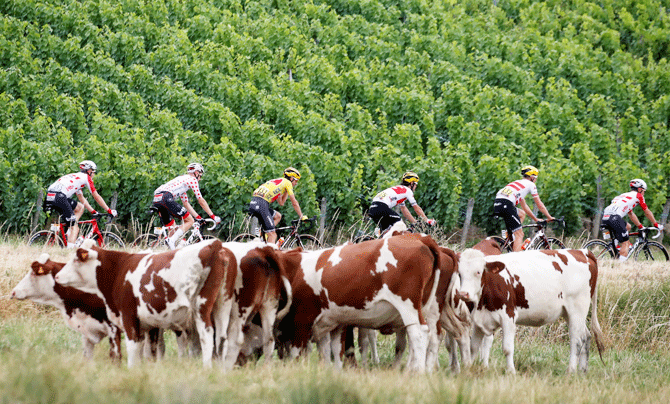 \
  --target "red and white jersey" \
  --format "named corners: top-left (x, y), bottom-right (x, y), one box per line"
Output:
top-left (154, 174), bottom-right (203, 204)
top-left (47, 173), bottom-right (96, 198)
top-left (604, 191), bottom-right (647, 216)
top-left (372, 185), bottom-right (417, 208)
top-left (495, 179), bottom-right (538, 205)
